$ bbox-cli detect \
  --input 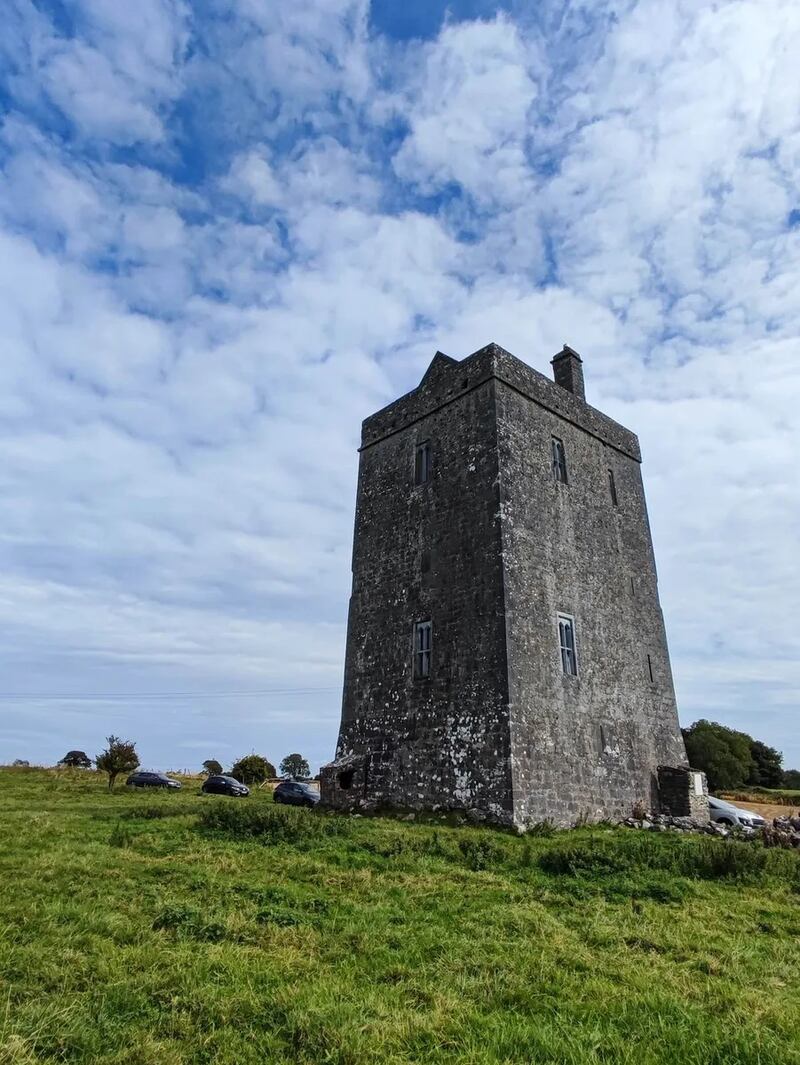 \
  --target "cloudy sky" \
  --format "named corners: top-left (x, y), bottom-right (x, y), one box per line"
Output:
top-left (1, 0), bottom-right (798, 775)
